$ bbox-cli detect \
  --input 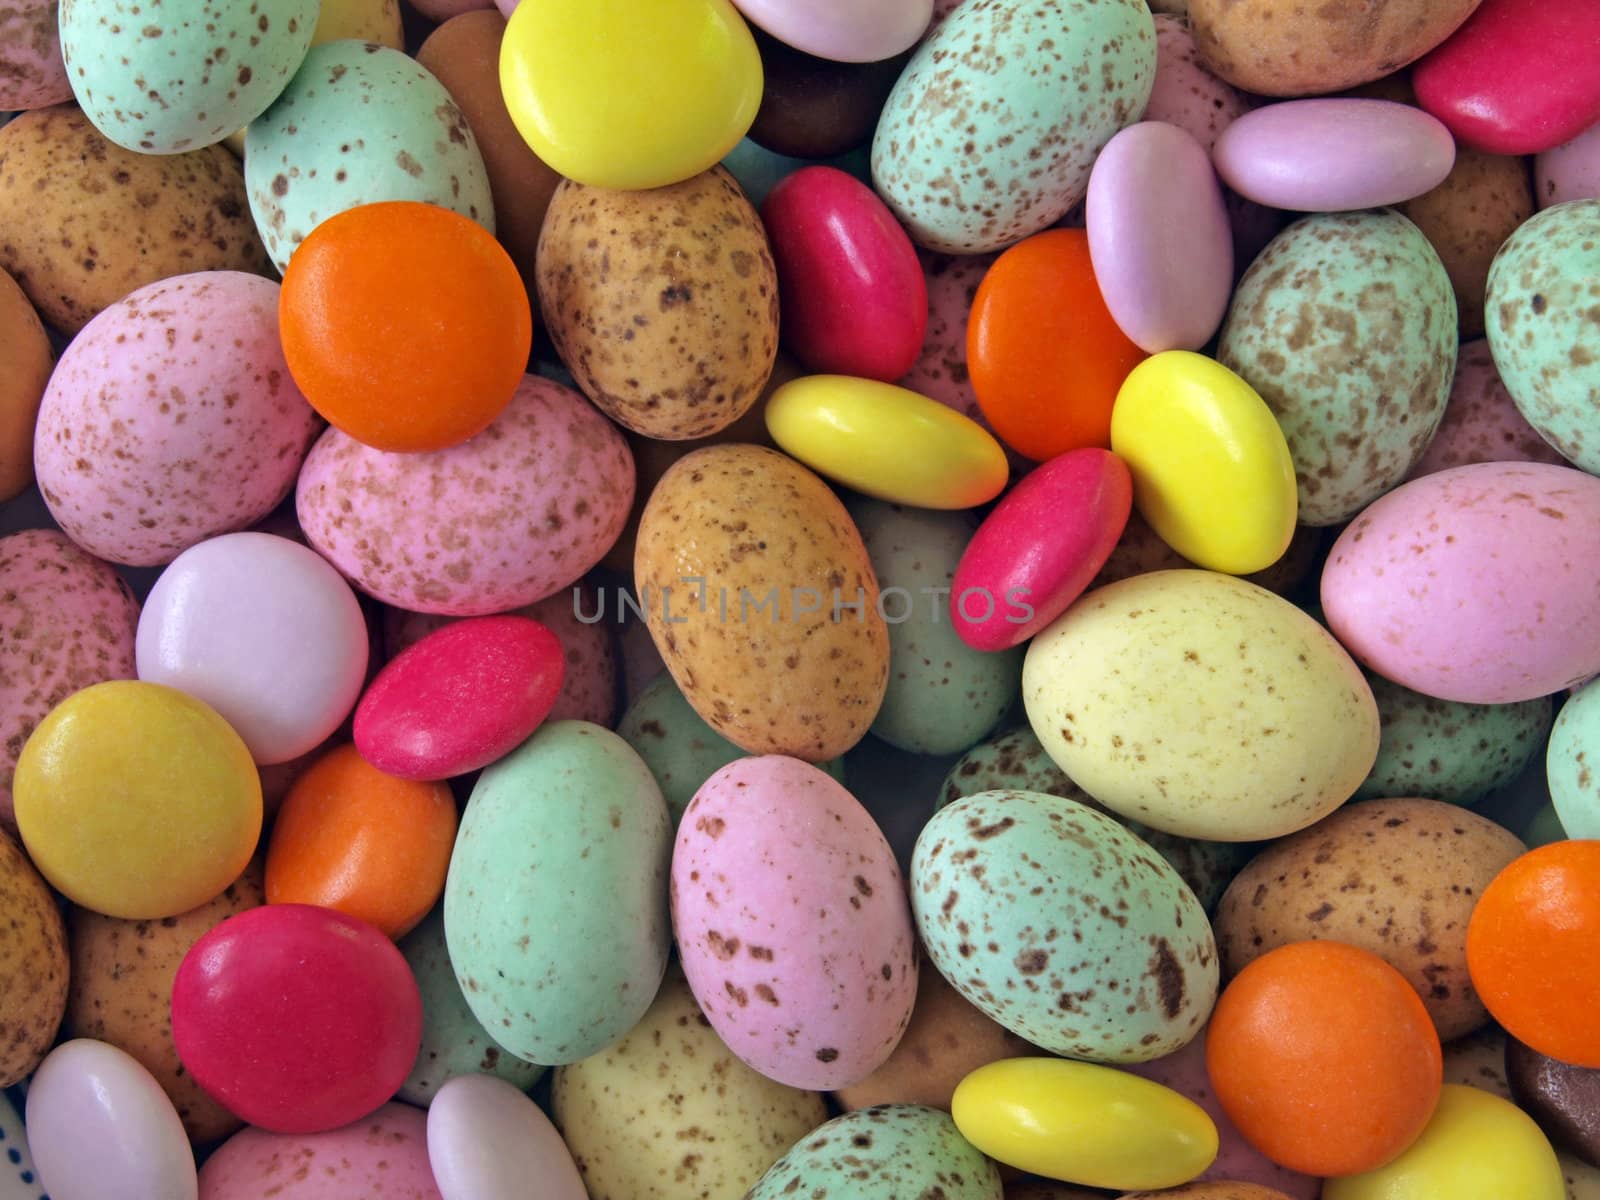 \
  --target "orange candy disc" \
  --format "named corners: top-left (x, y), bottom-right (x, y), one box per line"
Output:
top-left (279, 200), bottom-right (533, 453)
